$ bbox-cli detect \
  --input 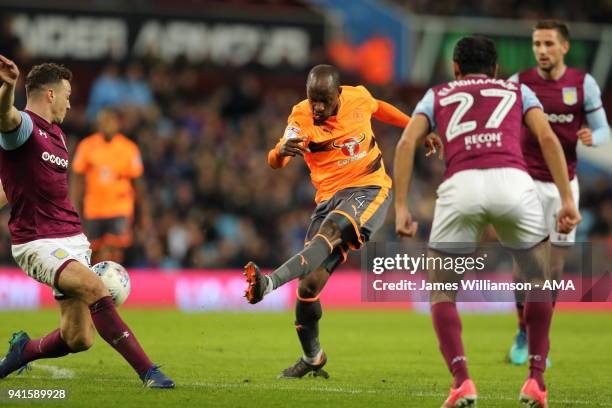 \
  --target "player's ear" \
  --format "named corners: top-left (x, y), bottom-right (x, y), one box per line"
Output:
top-left (562, 40), bottom-right (569, 55)
top-left (452, 62), bottom-right (461, 79)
